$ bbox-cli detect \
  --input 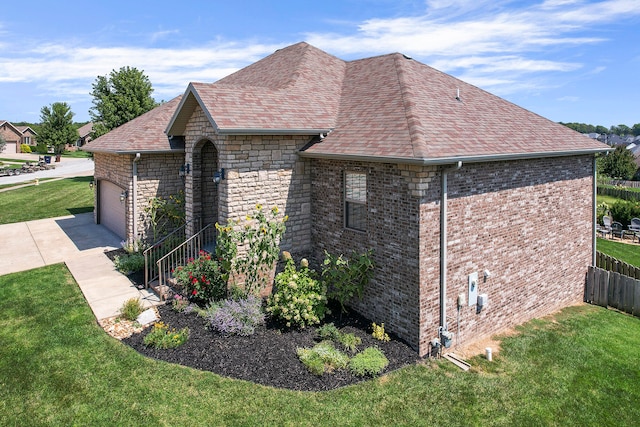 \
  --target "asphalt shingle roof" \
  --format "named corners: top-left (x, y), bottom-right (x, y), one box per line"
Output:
top-left (83, 97), bottom-right (183, 153)
top-left (87, 42), bottom-right (609, 161)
